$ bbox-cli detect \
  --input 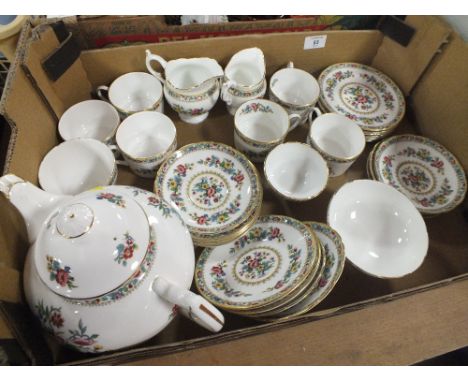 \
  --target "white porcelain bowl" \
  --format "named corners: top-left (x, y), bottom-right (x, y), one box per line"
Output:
top-left (264, 142), bottom-right (329, 201)
top-left (327, 179), bottom-right (429, 278)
